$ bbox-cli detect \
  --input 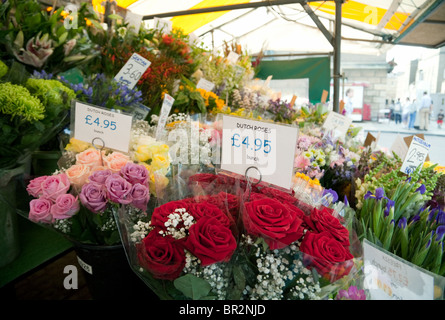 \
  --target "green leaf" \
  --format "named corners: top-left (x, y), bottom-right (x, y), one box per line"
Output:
top-left (173, 274), bottom-right (212, 300)
top-left (107, 14), bottom-right (123, 20)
